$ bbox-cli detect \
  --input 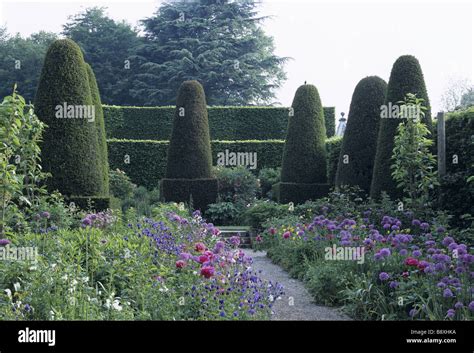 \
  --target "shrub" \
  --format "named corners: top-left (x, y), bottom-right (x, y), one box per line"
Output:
top-left (240, 200), bottom-right (287, 231)
top-left (214, 166), bottom-right (258, 205)
top-left (258, 167), bottom-right (281, 198)
top-left (371, 55), bottom-right (432, 199)
top-left (205, 202), bottom-right (240, 226)
top-left (86, 63), bottom-right (109, 196)
top-left (336, 76), bottom-right (387, 193)
top-left (34, 39), bottom-right (105, 202)
top-left (276, 84), bottom-right (329, 203)
top-left (109, 169), bottom-right (136, 200)
top-left (326, 136), bottom-right (342, 186)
